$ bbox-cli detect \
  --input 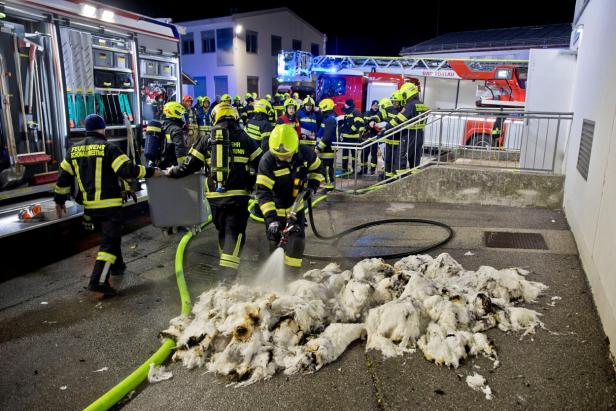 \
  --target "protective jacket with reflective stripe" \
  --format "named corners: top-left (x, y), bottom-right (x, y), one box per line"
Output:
top-left (316, 111), bottom-right (338, 157)
top-left (166, 122), bottom-right (263, 206)
top-left (160, 117), bottom-right (188, 168)
top-left (246, 113), bottom-right (273, 151)
top-left (256, 145), bottom-right (325, 225)
top-left (297, 108), bottom-right (318, 145)
top-left (54, 131), bottom-right (154, 209)
top-left (339, 108), bottom-right (365, 139)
